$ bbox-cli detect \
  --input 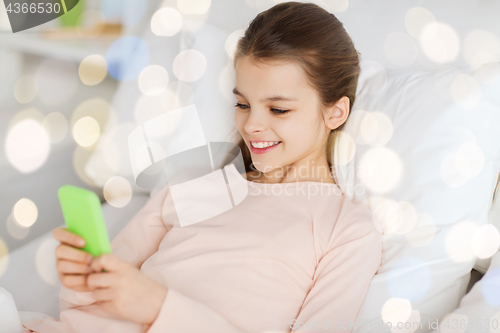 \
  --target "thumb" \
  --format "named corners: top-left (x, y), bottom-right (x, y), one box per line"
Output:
top-left (91, 253), bottom-right (123, 272)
